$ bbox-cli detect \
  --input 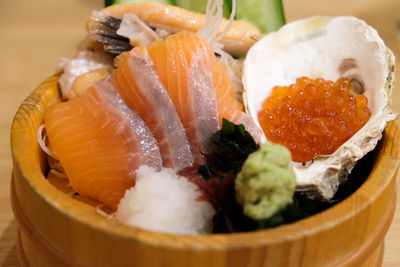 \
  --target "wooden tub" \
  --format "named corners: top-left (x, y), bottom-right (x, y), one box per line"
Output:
top-left (10, 75), bottom-right (400, 267)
